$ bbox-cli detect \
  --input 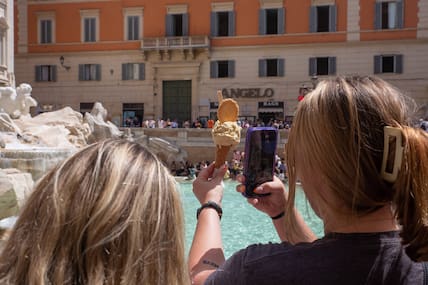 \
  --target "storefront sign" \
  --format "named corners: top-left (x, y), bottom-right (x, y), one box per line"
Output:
top-left (222, 88), bottom-right (274, 98)
top-left (258, 101), bottom-right (283, 108)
